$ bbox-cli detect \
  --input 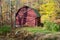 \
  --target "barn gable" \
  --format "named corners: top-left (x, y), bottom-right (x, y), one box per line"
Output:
top-left (33, 8), bottom-right (40, 17)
